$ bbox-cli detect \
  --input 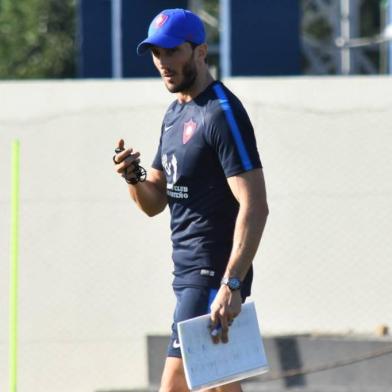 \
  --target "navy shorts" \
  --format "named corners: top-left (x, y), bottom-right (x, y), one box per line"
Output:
top-left (167, 285), bottom-right (249, 358)
top-left (167, 286), bottom-right (218, 358)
